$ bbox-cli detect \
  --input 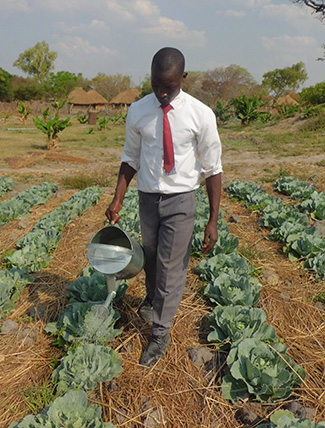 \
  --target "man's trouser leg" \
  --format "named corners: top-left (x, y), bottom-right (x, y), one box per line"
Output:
top-left (139, 191), bottom-right (196, 336)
